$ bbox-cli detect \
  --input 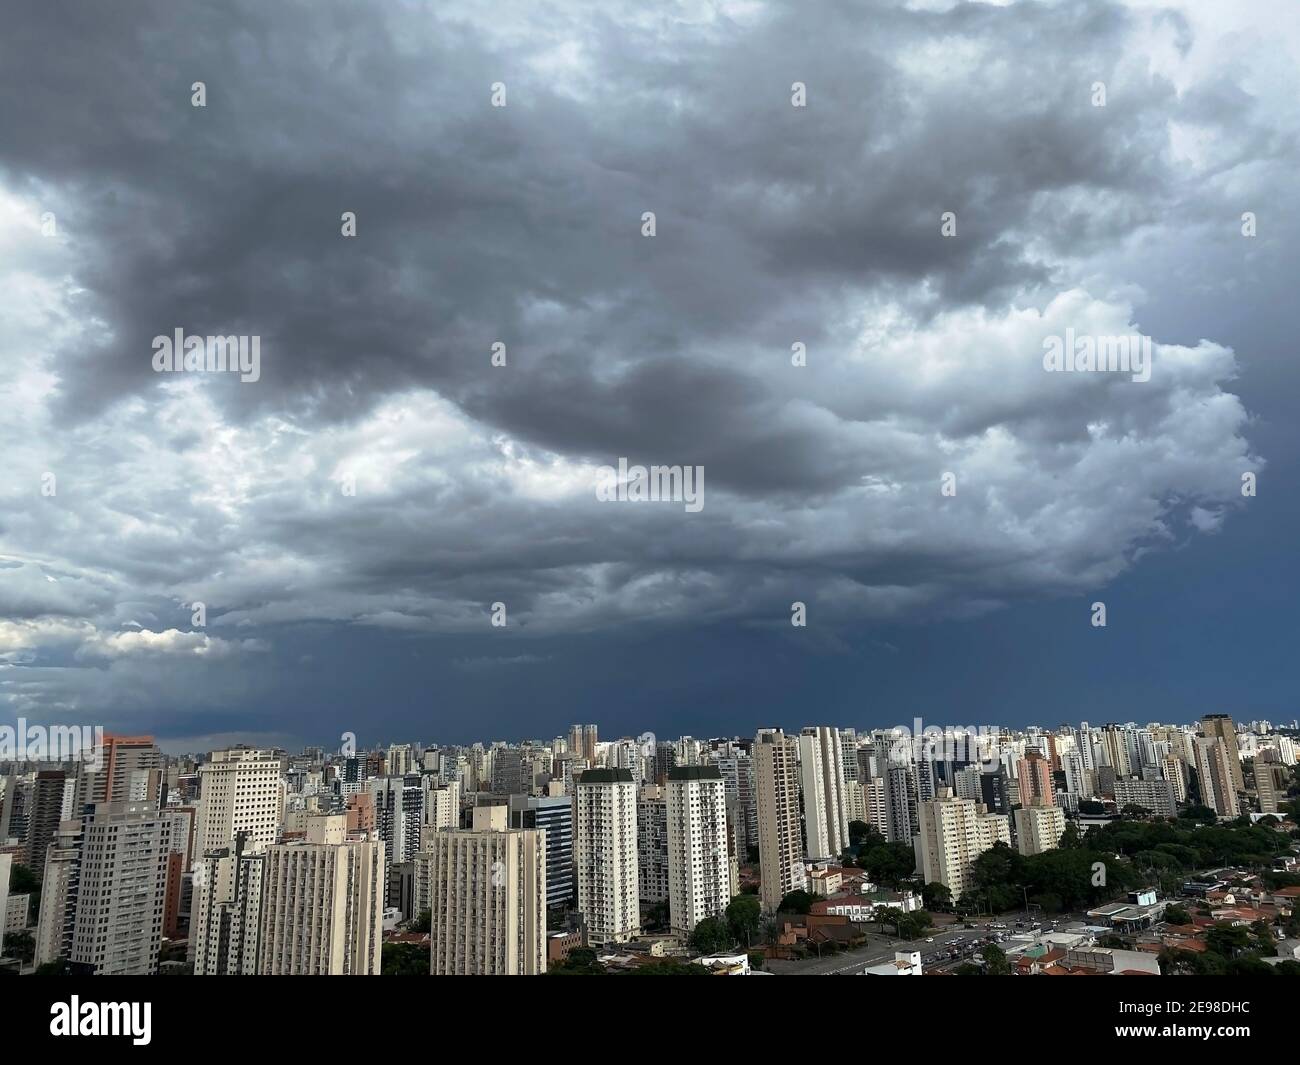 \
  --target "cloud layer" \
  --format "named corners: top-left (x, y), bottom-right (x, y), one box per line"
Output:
top-left (0, 0), bottom-right (1288, 737)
